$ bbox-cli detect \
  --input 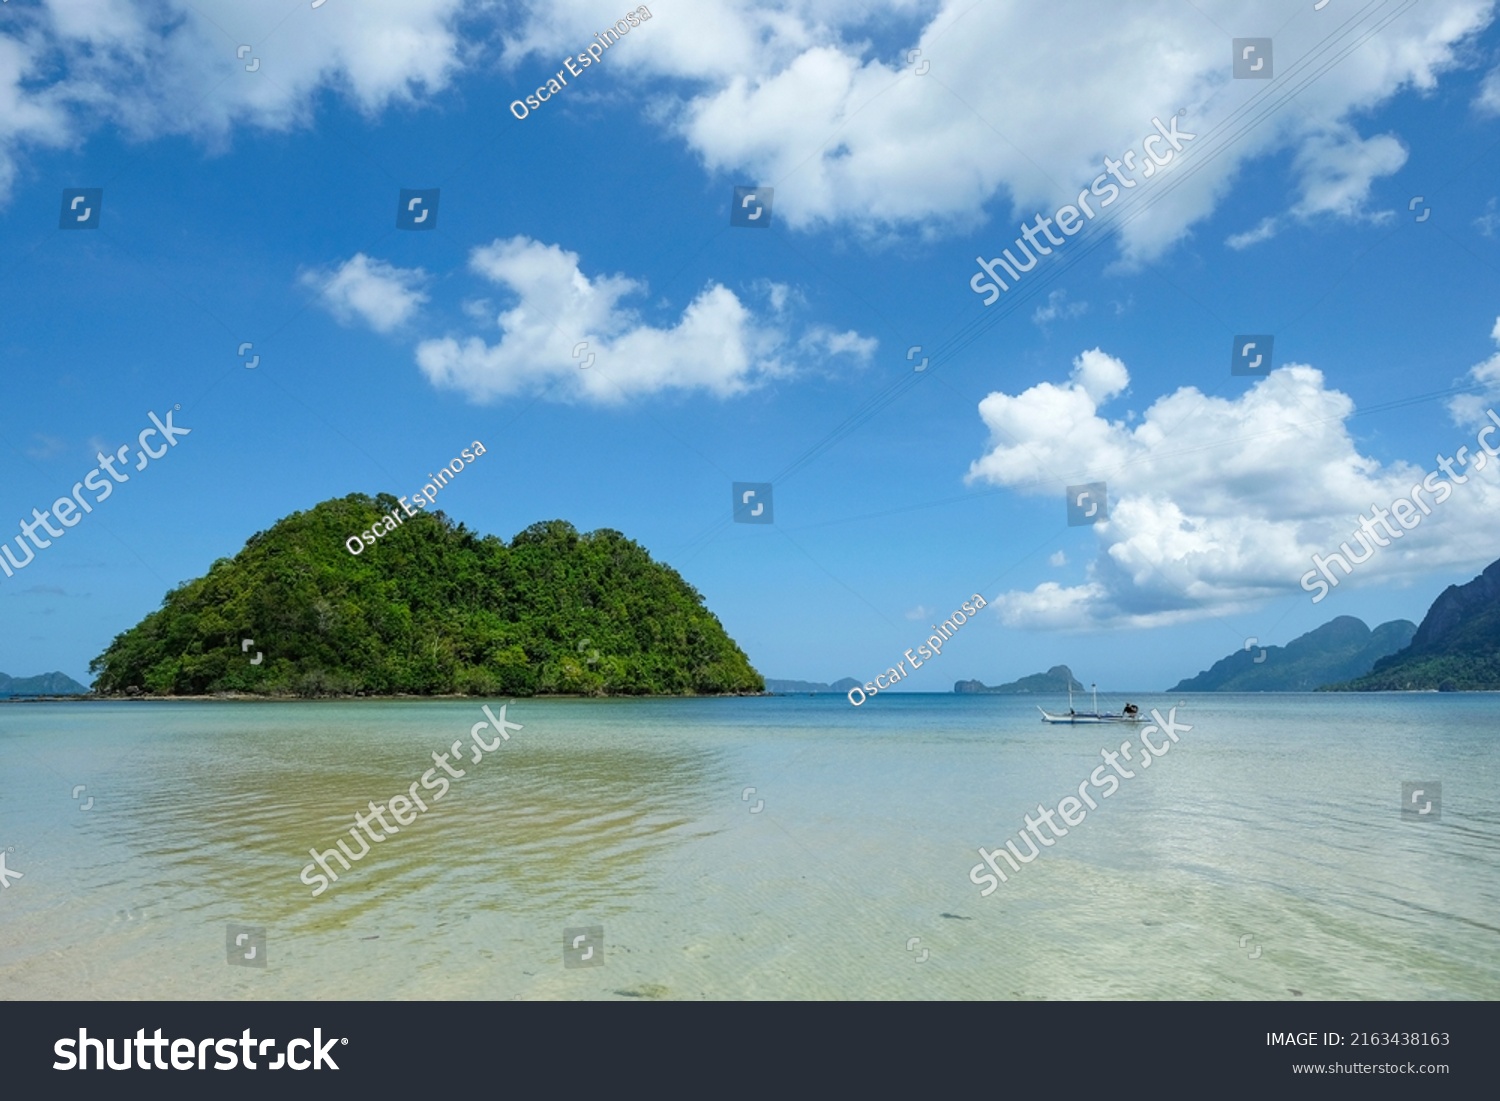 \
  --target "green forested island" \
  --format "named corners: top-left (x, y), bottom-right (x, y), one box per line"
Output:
top-left (89, 493), bottom-right (763, 697)
top-left (1170, 616), bottom-right (1416, 692)
top-left (1336, 557), bottom-right (1500, 690)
